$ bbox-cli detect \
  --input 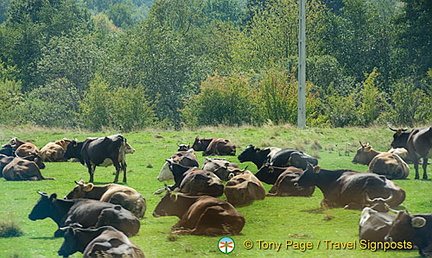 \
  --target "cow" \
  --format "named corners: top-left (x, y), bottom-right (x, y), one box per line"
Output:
top-left (39, 142), bottom-right (67, 162)
top-left (157, 149), bottom-right (198, 182)
top-left (202, 157), bottom-right (241, 181)
top-left (237, 145), bottom-right (282, 169)
top-left (255, 164), bottom-right (293, 184)
top-left (177, 144), bottom-right (191, 151)
top-left (269, 148), bottom-right (318, 168)
top-left (192, 137), bottom-right (236, 156)
top-left (1, 137), bottom-right (39, 157)
top-left (153, 190), bottom-right (245, 236)
top-left (0, 144), bottom-right (14, 156)
top-left (267, 167), bottom-right (315, 197)
top-left (388, 147), bottom-right (411, 163)
top-left (65, 180), bottom-right (147, 219)
top-left (385, 210), bottom-right (431, 256)
top-left (352, 142), bottom-right (409, 179)
top-left (64, 134), bottom-right (130, 183)
top-left (58, 225), bottom-right (145, 258)
top-left (179, 168), bottom-right (224, 197)
top-left (224, 171), bottom-right (266, 206)
top-left (390, 126), bottom-right (432, 179)
top-left (2, 156), bottom-right (52, 181)
top-left (295, 164), bottom-right (406, 209)
top-left (359, 197), bottom-right (398, 242)
top-left (28, 192), bottom-right (140, 237)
